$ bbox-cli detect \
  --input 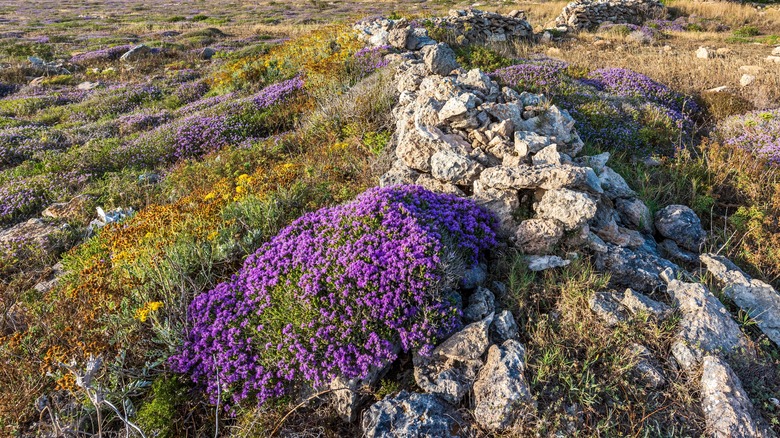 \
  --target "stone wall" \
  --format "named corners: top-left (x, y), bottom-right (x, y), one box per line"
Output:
top-left (431, 9), bottom-right (533, 44)
top-left (555, 0), bottom-right (666, 31)
top-left (355, 9), bottom-right (532, 48)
